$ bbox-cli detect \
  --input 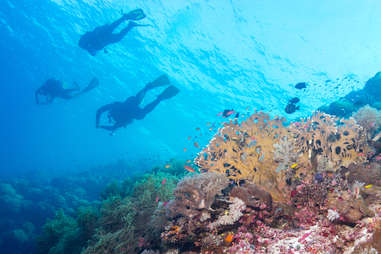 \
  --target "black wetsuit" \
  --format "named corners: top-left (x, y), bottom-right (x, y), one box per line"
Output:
top-left (96, 81), bottom-right (179, 132)
top-left (79, 16), bottom-right (137, 56)
top-left (35, 79), bottom-right (79, 104)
